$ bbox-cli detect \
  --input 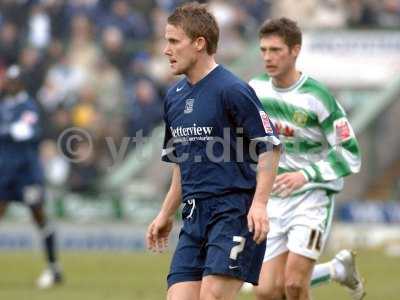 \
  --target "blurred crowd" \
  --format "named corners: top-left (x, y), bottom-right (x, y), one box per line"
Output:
top-left (0, 0), bottom-right (399, 193)
top-left (272, 0), bottom-right (400, 28)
